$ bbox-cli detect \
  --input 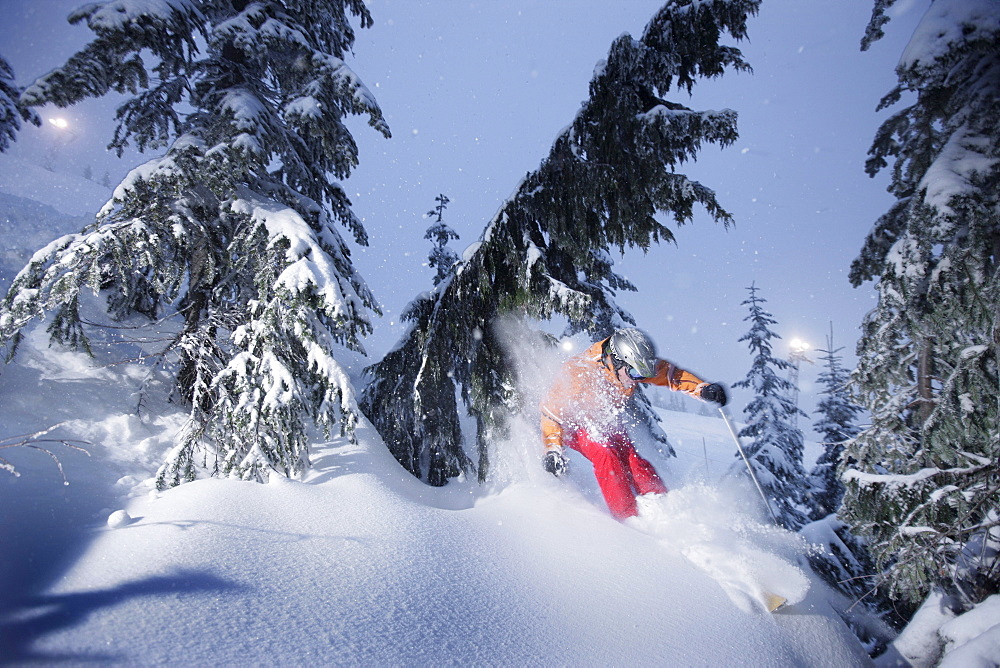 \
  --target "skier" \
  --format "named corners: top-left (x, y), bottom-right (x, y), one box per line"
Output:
top-left (540, 327), bottom-right (727, 520)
